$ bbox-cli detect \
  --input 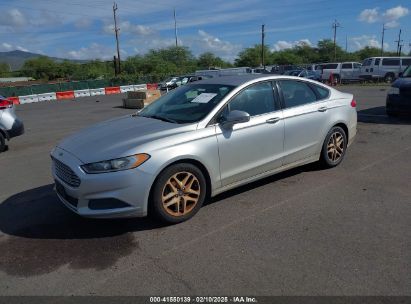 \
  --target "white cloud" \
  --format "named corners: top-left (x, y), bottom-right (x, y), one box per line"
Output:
top-left (0, 42), bottom-right (30, 52)
top-left (103, 21), bottom-right (156, 36)
top-left (272, 39), bottom-right (312, 51)
top-left (0, 43), bottom-right (13, 52)
top-left (358, 6), bottom-right (409, 28)
top-left (75, 19), bottom-right (92, 29)
top-left (0, 9), bottom-right (27, 28)
top-left (66, 43), bottom-right (117, 60)
top-left (191, 30), bottom-right (242, 61)
top-left (350, 35), bottom-right (389, 50)
top-left (358, 8), bottom-right (379, 23)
